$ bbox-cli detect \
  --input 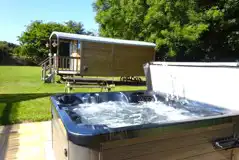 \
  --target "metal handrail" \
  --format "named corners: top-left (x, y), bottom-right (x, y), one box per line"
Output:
top-left (39, 57), bottom-right (50, 66)
top-left (41, 56), bottom-right (54, 81)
